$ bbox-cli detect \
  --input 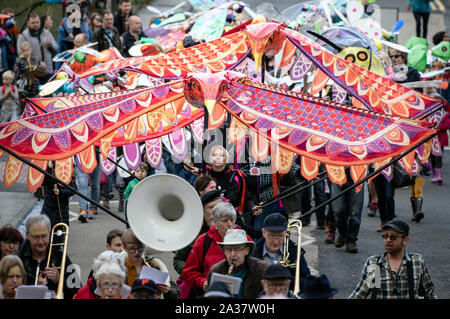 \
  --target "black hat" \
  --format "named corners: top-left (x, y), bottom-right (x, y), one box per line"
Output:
top-left (382, 219), bottom-right (409, 236)
top-left (131, 279), bottom-right (158, 294)
top-left (298, 274), bottom-right (338, 299)
top-left (204, 281), bottom-right (233, 298)
top-left (263, 213), bottom-right (288, 231)
top-left (201, 189), bottom-right (222, 205)
top-left (262, 263), bottom-right (294, 281)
